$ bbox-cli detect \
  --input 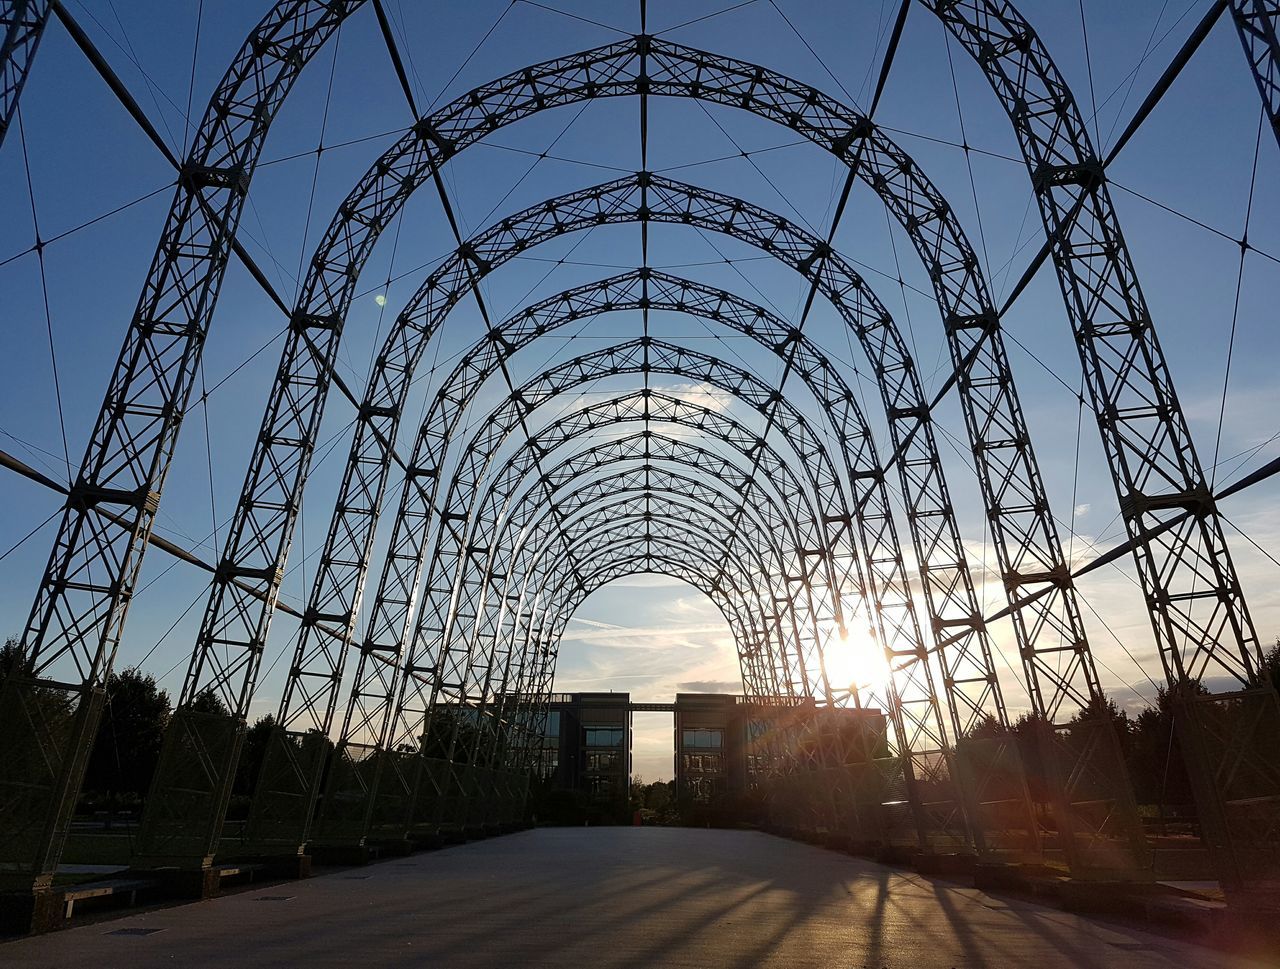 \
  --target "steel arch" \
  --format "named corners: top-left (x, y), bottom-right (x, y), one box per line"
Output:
top-left (414, 356), bottom-right (954, 846)
top-left (12, 26), bottom-right (1147, 881)
top-left (311, 443), bottom-right (803, 848)
top-left (460, 483), bottom-right (941, 848)
top-left (3, 0), bottom-right (1267, 894)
